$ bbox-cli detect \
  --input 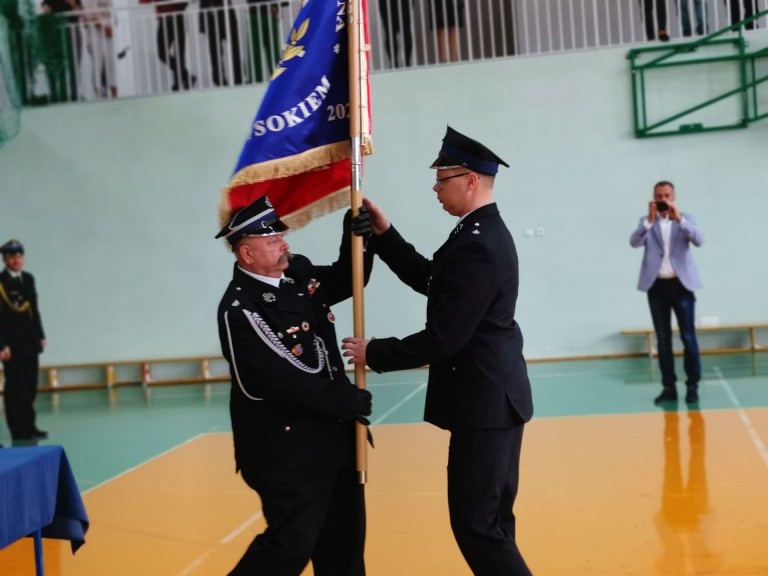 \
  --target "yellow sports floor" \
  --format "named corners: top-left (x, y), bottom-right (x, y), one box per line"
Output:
top-left (1, 357), bottom-right (768, 574)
